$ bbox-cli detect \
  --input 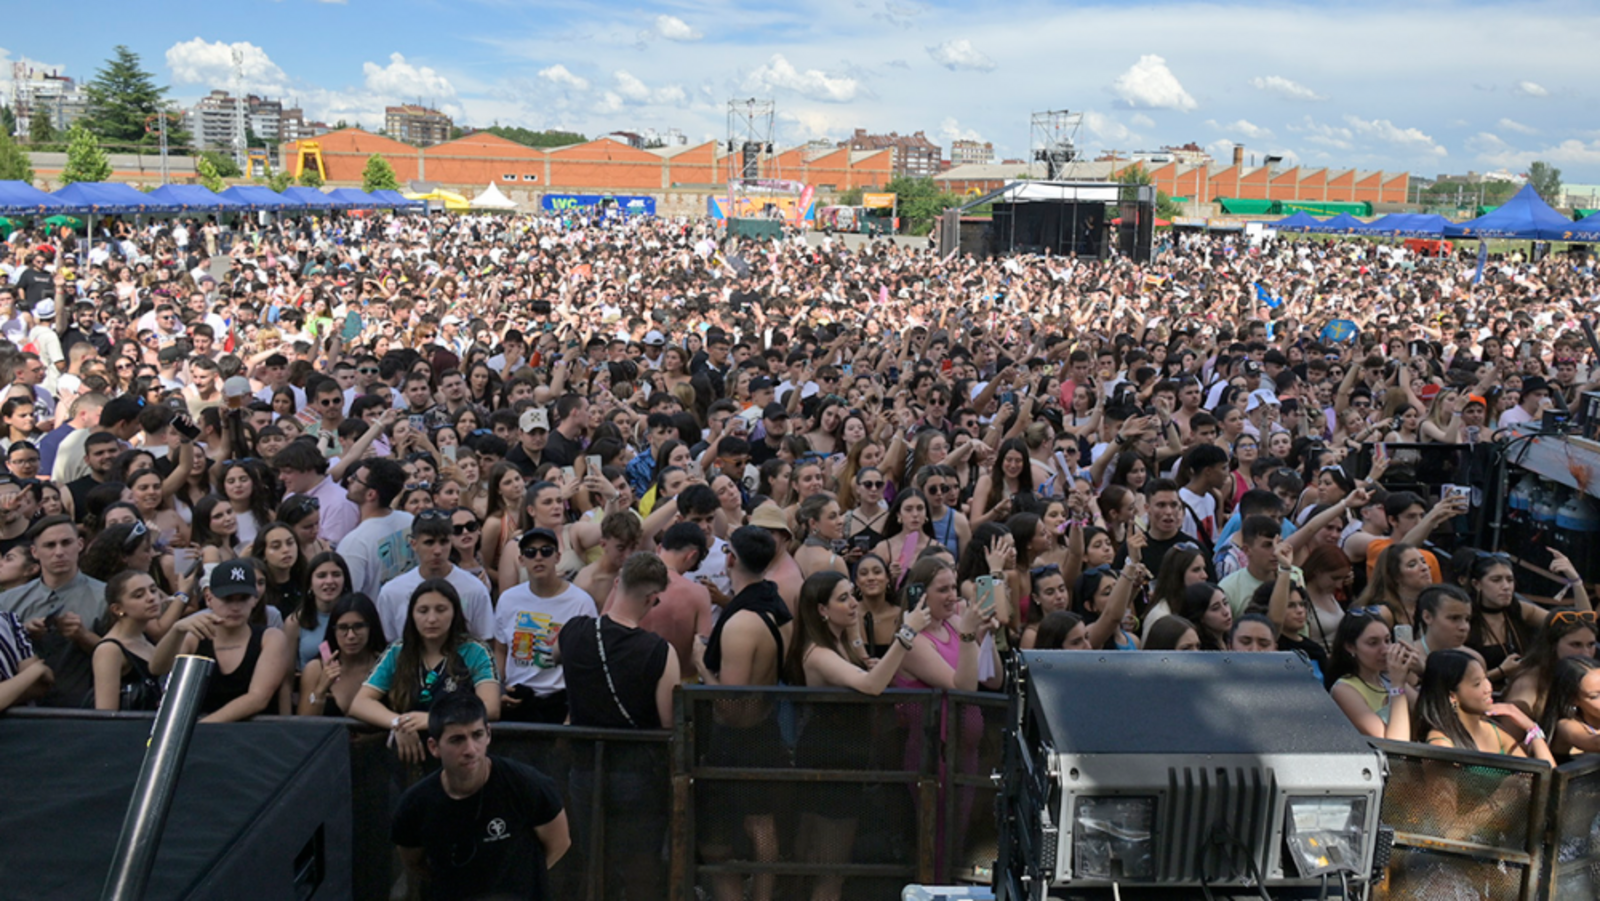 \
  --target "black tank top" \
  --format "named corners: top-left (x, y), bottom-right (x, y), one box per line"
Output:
top-left (560, 615), bottom-right (669, 729)
top-left (196, 625), bottom-right (265, 715)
